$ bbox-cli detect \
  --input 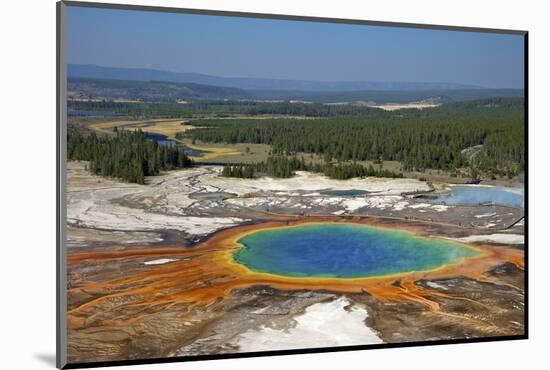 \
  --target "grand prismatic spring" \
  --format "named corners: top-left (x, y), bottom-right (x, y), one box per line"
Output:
top-left (233, 223), bottom-right (481, 278)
